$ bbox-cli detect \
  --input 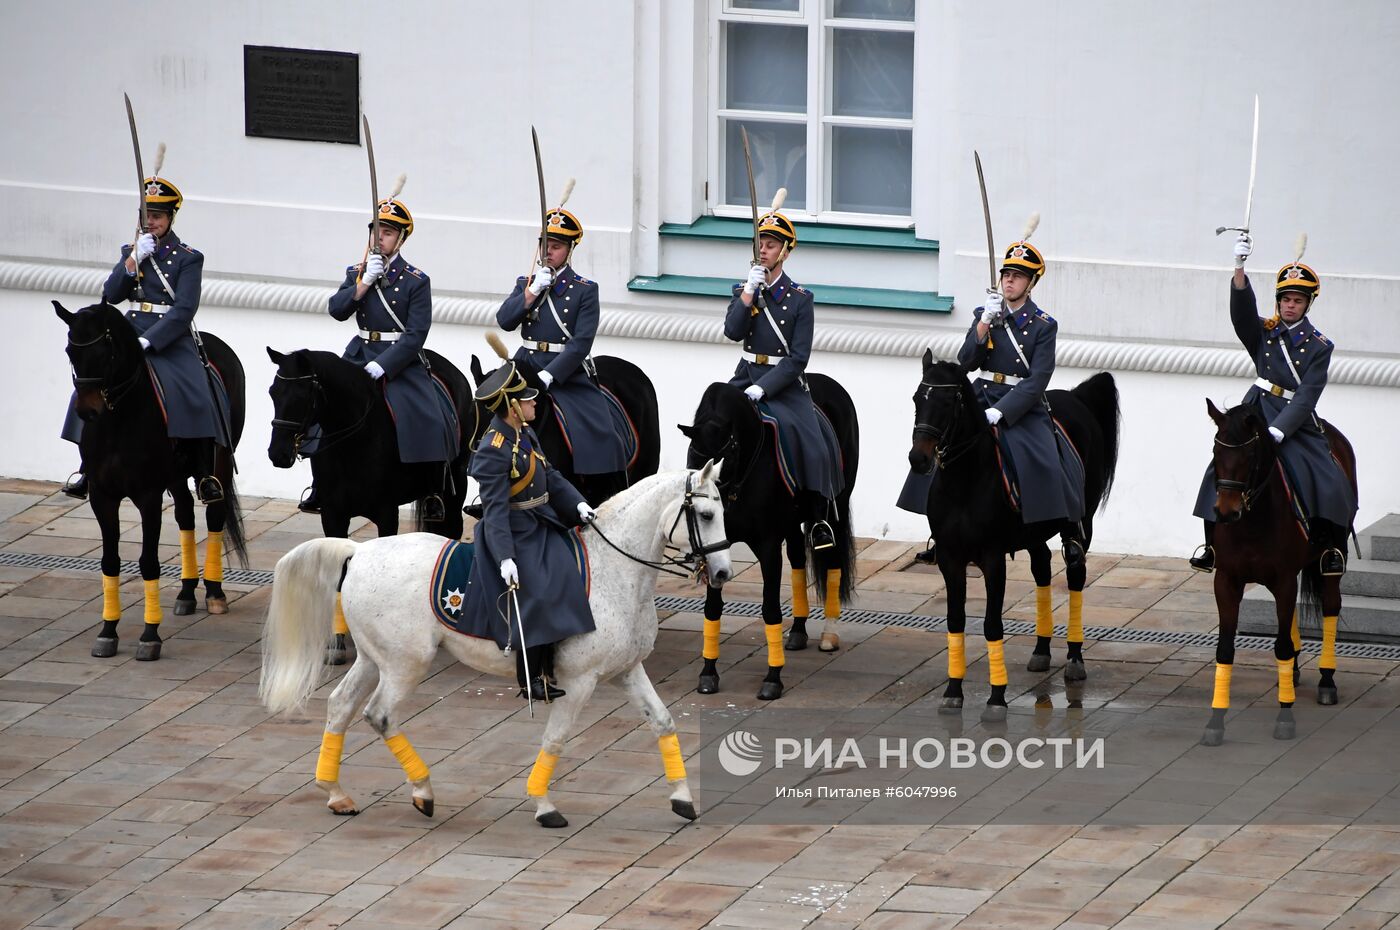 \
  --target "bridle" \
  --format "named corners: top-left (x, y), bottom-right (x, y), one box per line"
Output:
top-left (912, 378), bottom-right (979, 469)
top-left (67, 326), bottom-right (144, 411)
top-left (687, 405), bottom-right (765, 503)
top-left (270, 371), bottom-right (374, 459)
top-left (587, 472), bottom-right (730, 579)
top-left (1213, 428), bottom-right (1272, 513)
